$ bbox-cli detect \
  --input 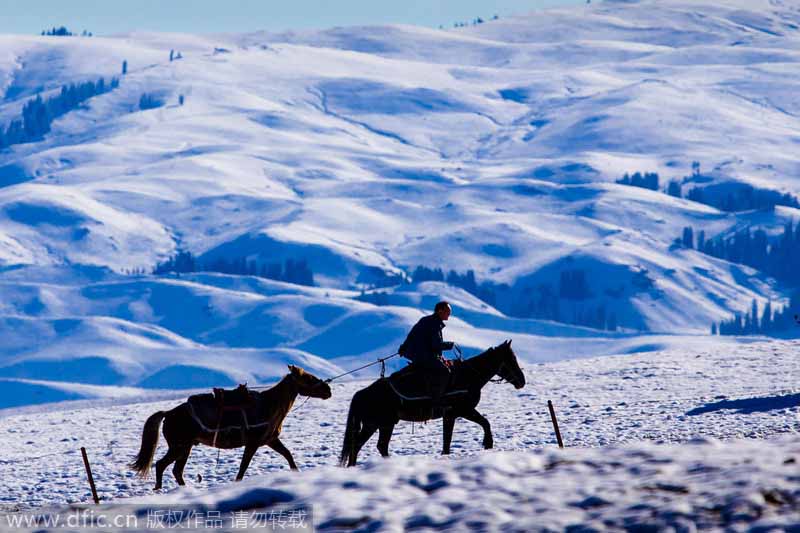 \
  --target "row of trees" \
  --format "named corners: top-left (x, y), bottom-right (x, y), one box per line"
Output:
top-left (411, 265), bottom-right (499, 306)
top-left (151, 251), bottom-right (315, 286)
top-left (509, 272), bottom-right (618, 331)
top-left (685, 184), bottom-right (799, 212)
top-left (147, 253), bottom-right (622, 330)
top-left (139, 93), bottom-right (162, 111)
top-left (0, 77), bottom-right (119, 149)
top-left (678, 221), bottom-right (800, 335)
top-left (714, 296), bottom-right (800, 335)
top-left (40, 27), bottom-right (93, 36)
top-left (617, 163), bottom-right (799, 213)
top-left (616, 171), bottom-right (660, 191)
top-left (410, 265), bottom-right (618, 330)
top-left (679, 221), bottom-right (800, 286)
top-left (446, 14), bottom-right (499, 28)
